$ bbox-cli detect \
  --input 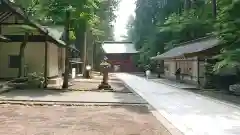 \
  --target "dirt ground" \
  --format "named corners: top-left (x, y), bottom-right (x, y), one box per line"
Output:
top-left (0, 105), bottom-right (170, 135)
